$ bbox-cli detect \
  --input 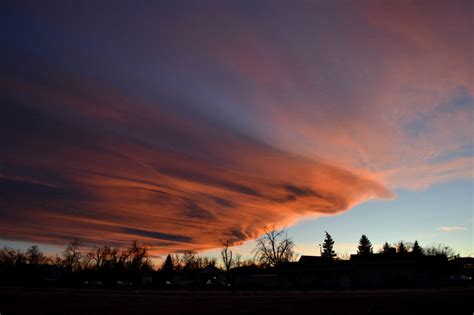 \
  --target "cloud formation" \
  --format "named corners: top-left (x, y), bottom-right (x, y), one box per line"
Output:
top-left (1, 73), bottom-right (393, 252)
top-left (438, 227), bottom-right (467, 233)
top-left (1, 1), bottom-right (472, 253)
